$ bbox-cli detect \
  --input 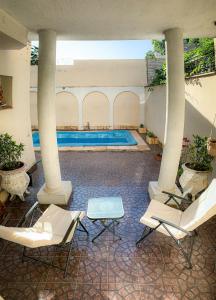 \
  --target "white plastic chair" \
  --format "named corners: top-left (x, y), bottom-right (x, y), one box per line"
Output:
top-left (137, 179), bottom-right (216, 268)
top-left (0, 202), bottom-right (88, 277)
